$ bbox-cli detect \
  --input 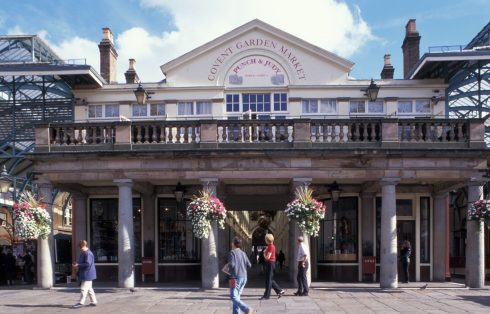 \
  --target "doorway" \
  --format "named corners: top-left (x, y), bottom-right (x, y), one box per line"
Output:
top-left (397, 220), bottom-right (415, 282)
